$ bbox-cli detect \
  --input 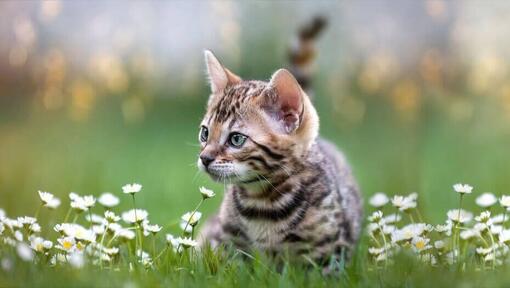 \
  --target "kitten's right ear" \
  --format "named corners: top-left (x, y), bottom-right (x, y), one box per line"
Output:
top-left (204, 50), bottom-right (241, 94)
